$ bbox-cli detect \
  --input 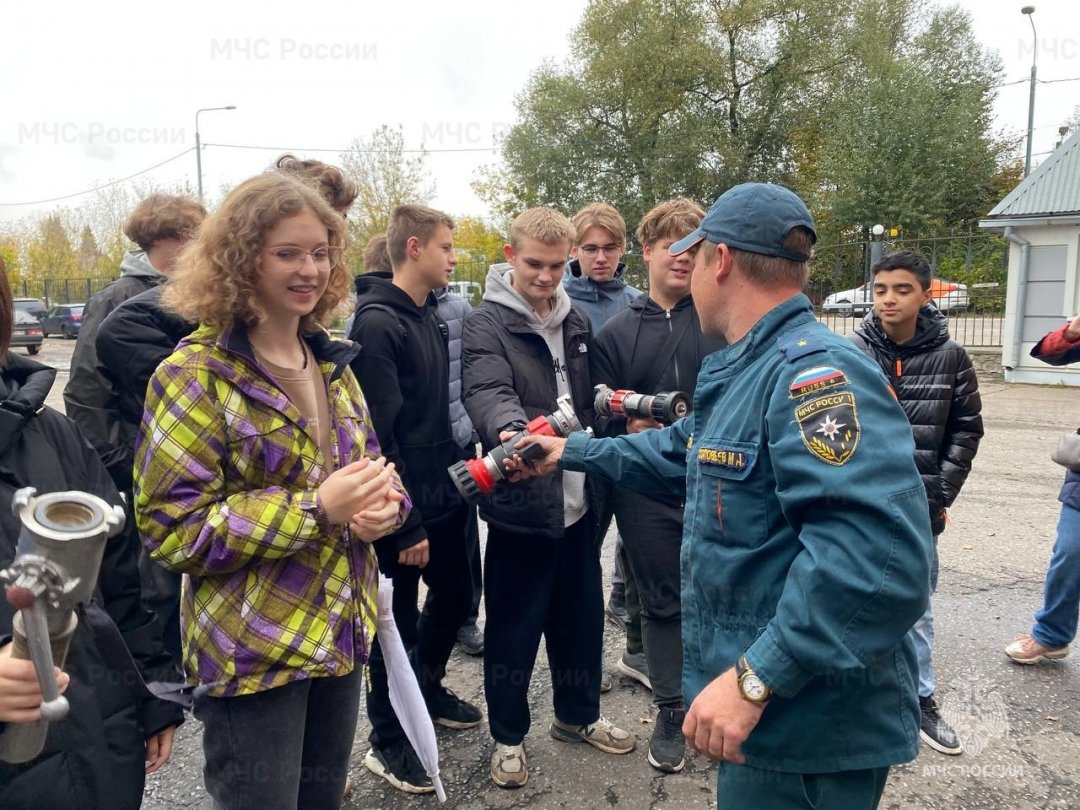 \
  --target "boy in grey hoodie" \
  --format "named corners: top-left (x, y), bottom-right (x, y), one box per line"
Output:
top-left (462, 208), bottom-right (635, 789)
